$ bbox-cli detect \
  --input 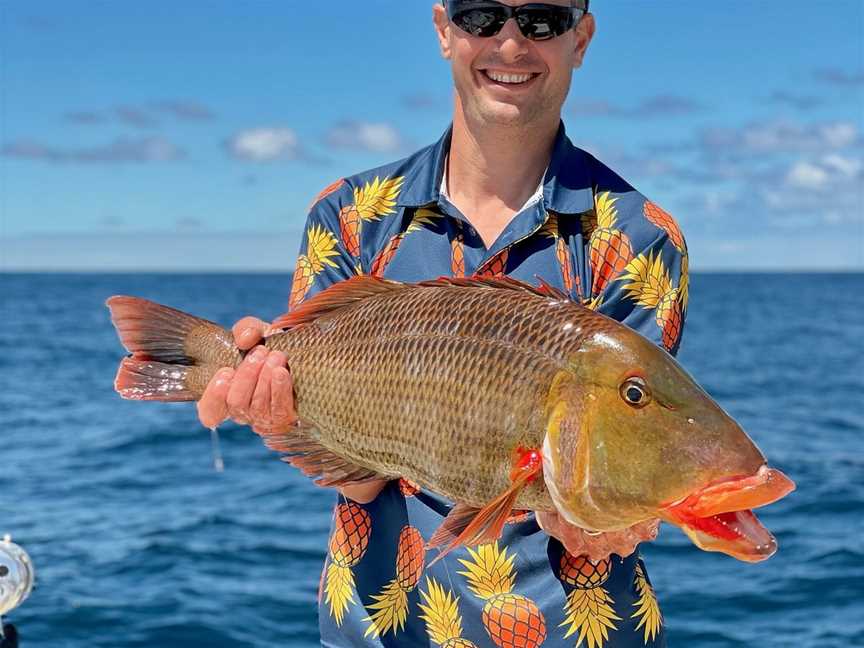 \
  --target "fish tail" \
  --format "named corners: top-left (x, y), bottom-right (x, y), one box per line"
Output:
top-left (106, 296), bottom-right (242, 401)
